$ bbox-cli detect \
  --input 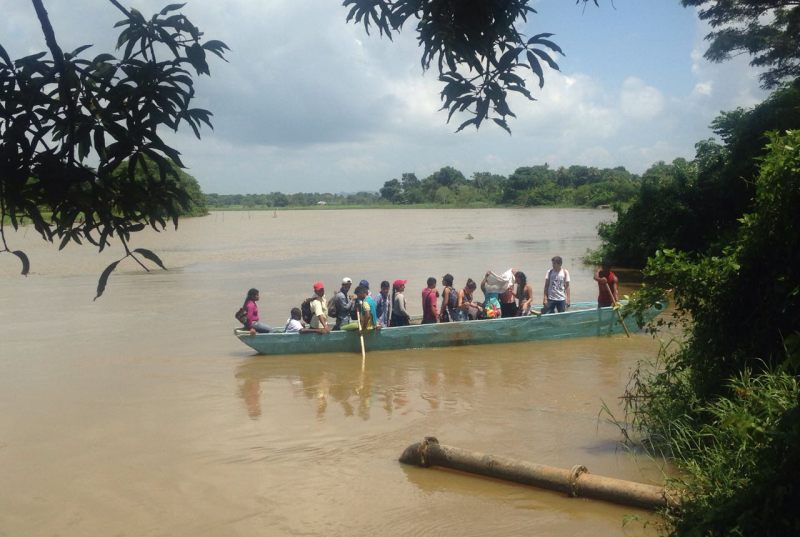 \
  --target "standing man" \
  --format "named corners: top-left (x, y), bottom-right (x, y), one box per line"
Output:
top-left (374, 280), bottom-right (391, 327)
top-left (593, 260), bottom-right (619, 307)
top-left (542, 256), bottom-right (571, 314)
top-left (310, 281), bottom-right (330, 332)
top-left (333, 277), bottom-right (354, 330)
top-left (422, 277), bottom-right (439, 324)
